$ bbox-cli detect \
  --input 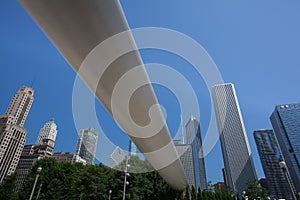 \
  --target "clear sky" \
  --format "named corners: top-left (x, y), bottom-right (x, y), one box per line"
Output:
top-left (1, 0), bottom-right (300, 184)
